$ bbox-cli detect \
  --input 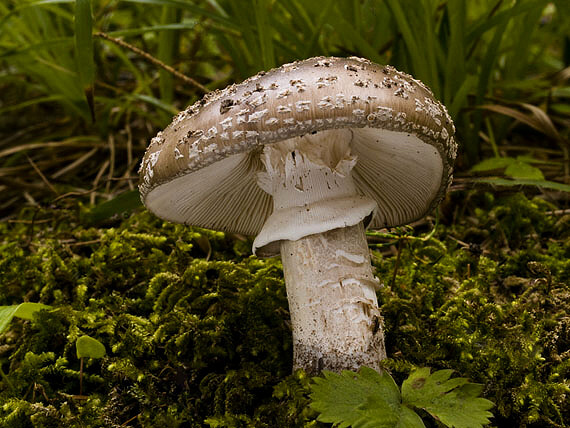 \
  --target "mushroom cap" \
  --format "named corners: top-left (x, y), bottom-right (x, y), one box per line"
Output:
top-left (139, 56), bottom-right (457, 237)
